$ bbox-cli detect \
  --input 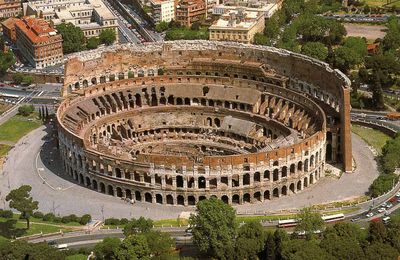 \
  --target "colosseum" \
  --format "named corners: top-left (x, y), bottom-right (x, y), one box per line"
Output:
top-left (56, 40), bottom-right (352, 206)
